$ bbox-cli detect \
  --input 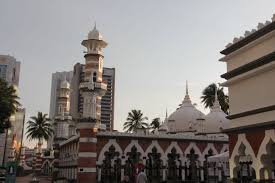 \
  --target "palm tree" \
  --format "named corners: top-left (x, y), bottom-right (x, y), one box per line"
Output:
top-left (26, 112), bottom-right (53, 144)
top-left (0, 78), bottom-right (20, 133)
top-left (123, 110), bottom-right (148, 133)
top-left (201, 83), bottom-right (229, 114)
top-left (150, 118), bottom-right (161, 133)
